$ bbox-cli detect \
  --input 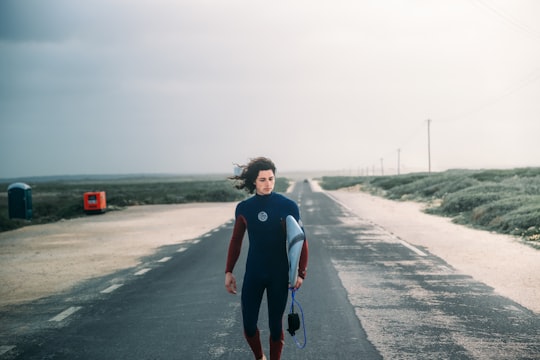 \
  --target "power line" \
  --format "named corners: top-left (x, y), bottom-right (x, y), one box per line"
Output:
top-left (438, 66), bottom-right (540, 124)
top-left (427, 119), bottom-right (432, 174)
top-left (471, 0), bottom-right (540, 40)
top-left (360, 2), bottom-right (540, 175)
